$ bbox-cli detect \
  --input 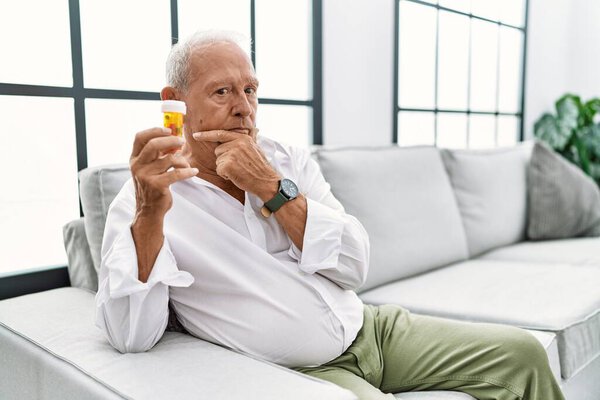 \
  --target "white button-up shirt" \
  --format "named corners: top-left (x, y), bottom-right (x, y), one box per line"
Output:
top-left (95, 136), bottom-right (370, 368)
